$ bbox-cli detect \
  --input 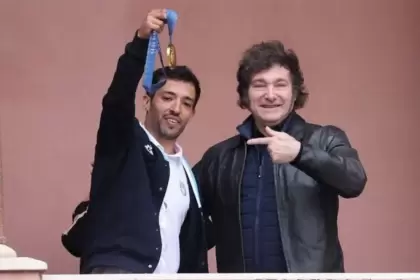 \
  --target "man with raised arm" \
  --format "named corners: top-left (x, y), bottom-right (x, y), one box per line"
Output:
top-left (62, 9), bottom-right (209, 274)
